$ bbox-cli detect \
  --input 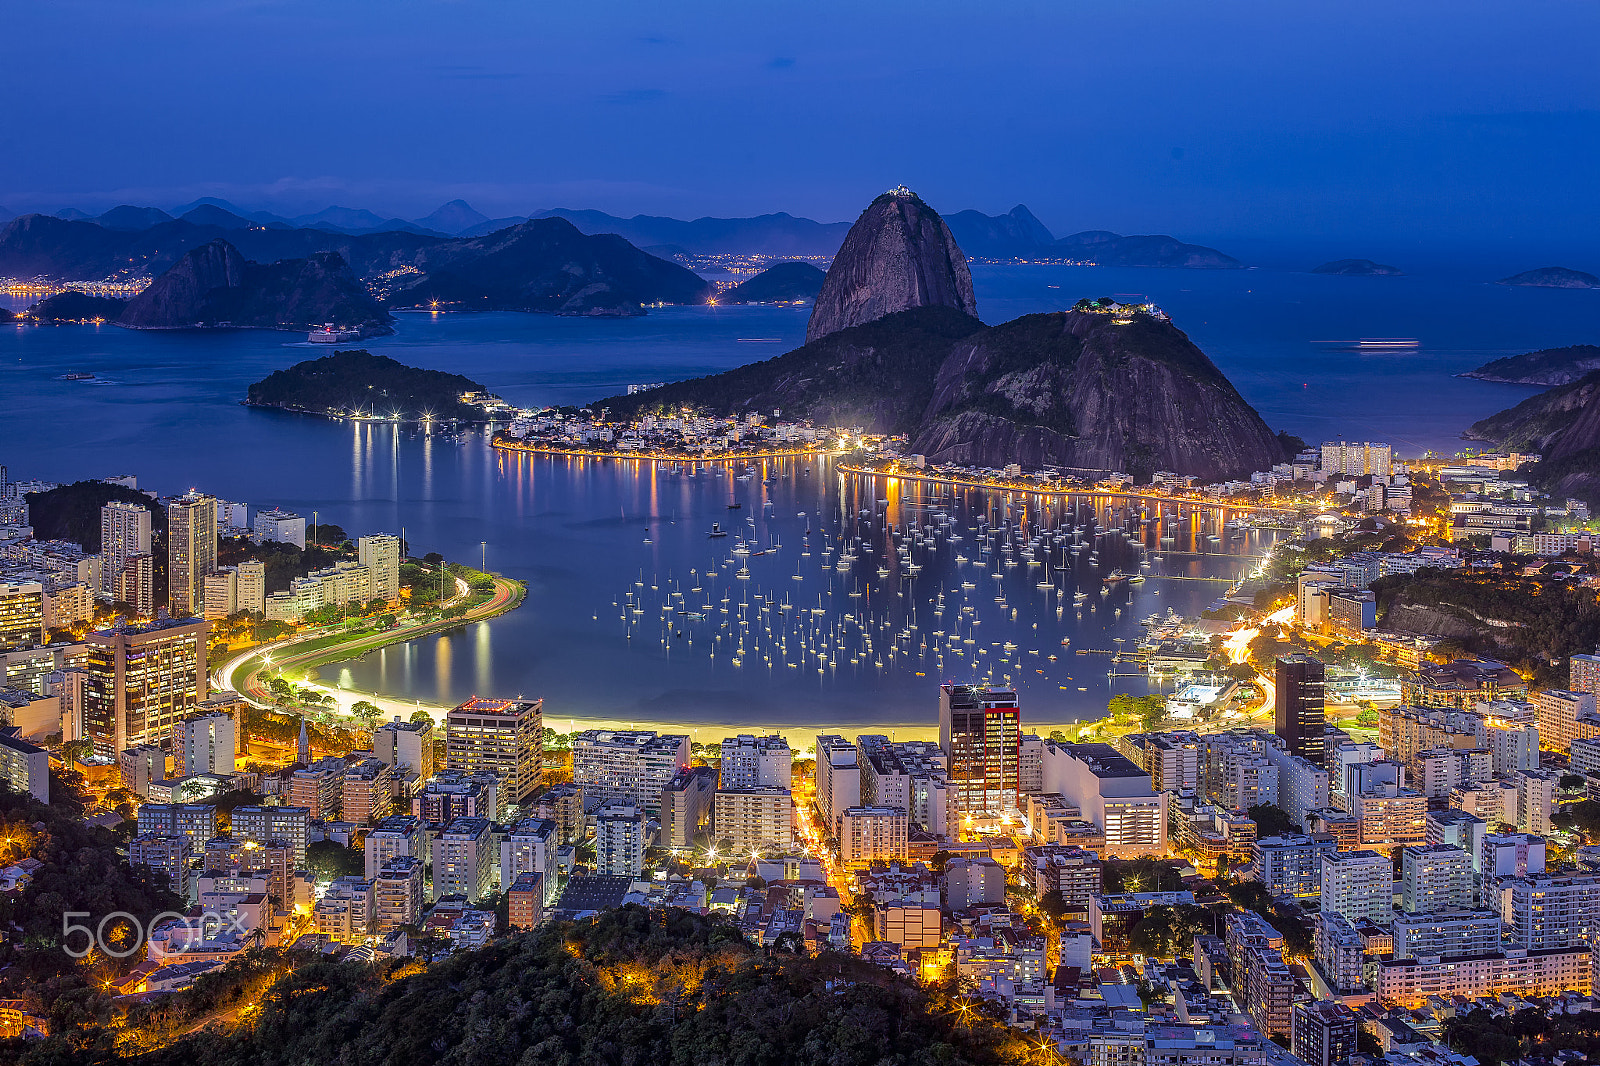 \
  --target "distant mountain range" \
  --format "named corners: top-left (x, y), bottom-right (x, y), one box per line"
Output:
top-left (9, 195), bottom-right (1246, 267)
top-left (3, 212), bottom-right (710, 319)
top-left (118, 239), bottom-right (393, 332)
top-left (942, 204), bottom-right (1244, 268)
